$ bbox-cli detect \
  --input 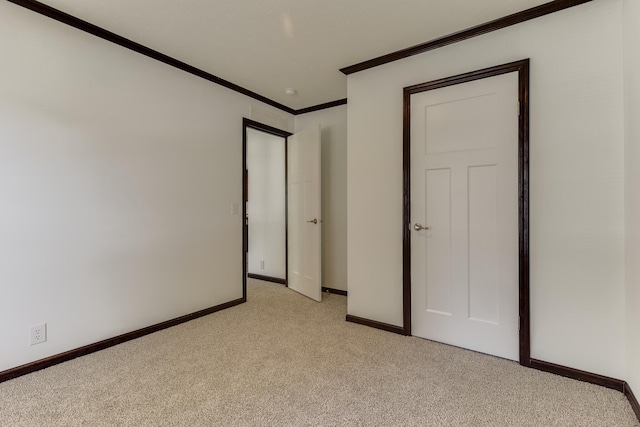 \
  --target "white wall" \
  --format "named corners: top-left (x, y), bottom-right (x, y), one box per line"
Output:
top-left (296, 106), bottom-right (348, 291)
top-left (0, 2), bottom-right (293, 372)
top-left (347, 0), bottom-right (626, 378)
top-left (247, 129), bottom-right (286, 279)
top-left (624, 0), bottom-right (640, 394)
